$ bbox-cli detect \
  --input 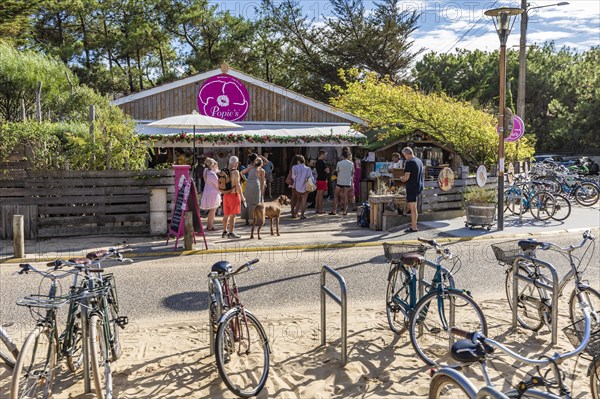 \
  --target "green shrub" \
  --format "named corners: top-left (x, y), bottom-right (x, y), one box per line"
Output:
top-left (463, 187), bottom-right (497, 203)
